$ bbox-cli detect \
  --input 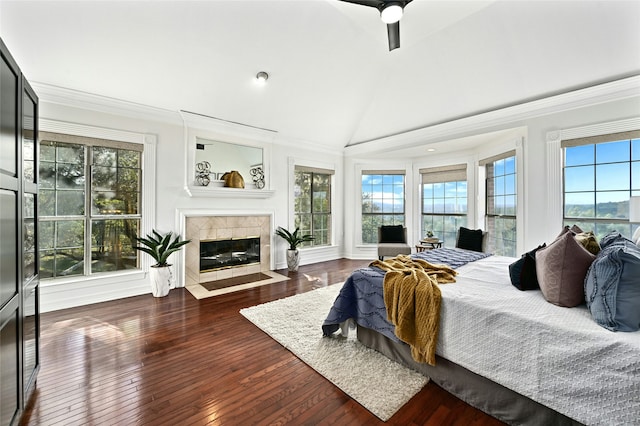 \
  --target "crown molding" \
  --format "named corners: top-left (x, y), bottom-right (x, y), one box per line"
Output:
top-left (31, 82), bottom-right (183, 125)
top-left (344, 75), bottom-right (640, 157)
